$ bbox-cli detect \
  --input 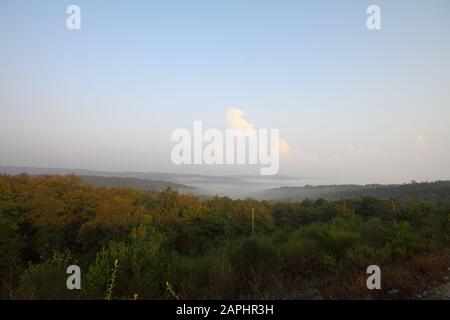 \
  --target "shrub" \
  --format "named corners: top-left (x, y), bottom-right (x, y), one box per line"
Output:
top-left (85, 225), bottom-right (168, 299)
top-left (381, 221), bottom-right (424, 257)
top-left (14, 250), bottom-right (79, 299)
